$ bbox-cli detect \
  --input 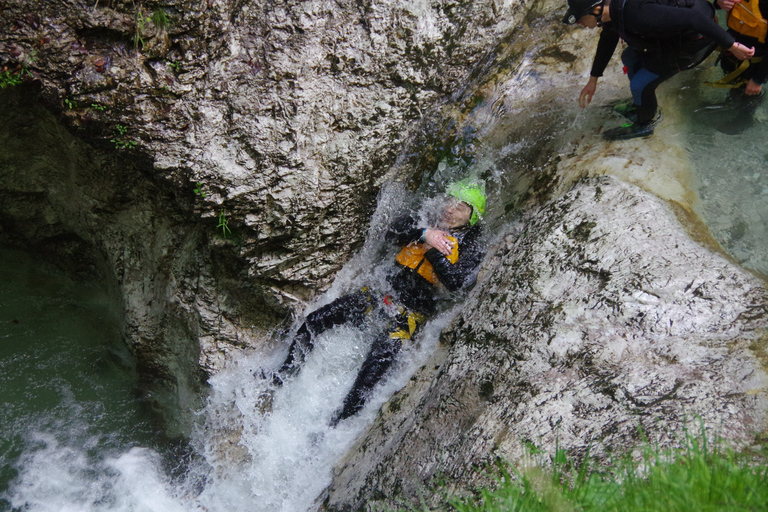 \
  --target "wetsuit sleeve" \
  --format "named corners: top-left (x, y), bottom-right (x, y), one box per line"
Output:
top-left (628, 2), bottom-right (736, 49)
top-left (385, 216), bottom-right (423, 245)
top-left (590, 23), bottom-right (621, 77)
top-left (424, 229), bottom-right (485, 292)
